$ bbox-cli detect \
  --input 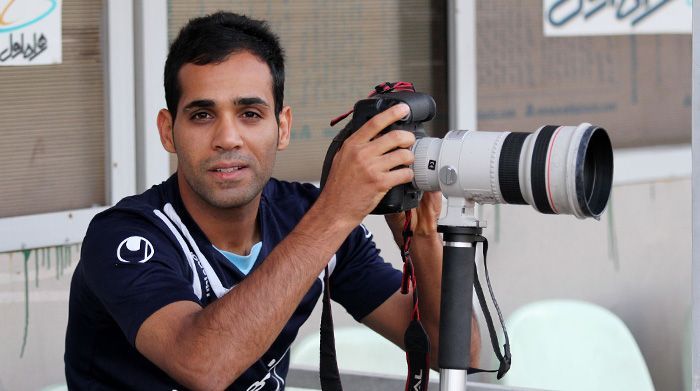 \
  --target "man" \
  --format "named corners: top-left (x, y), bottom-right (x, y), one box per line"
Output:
top-left (65, 11), bottom-right (478, 390)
